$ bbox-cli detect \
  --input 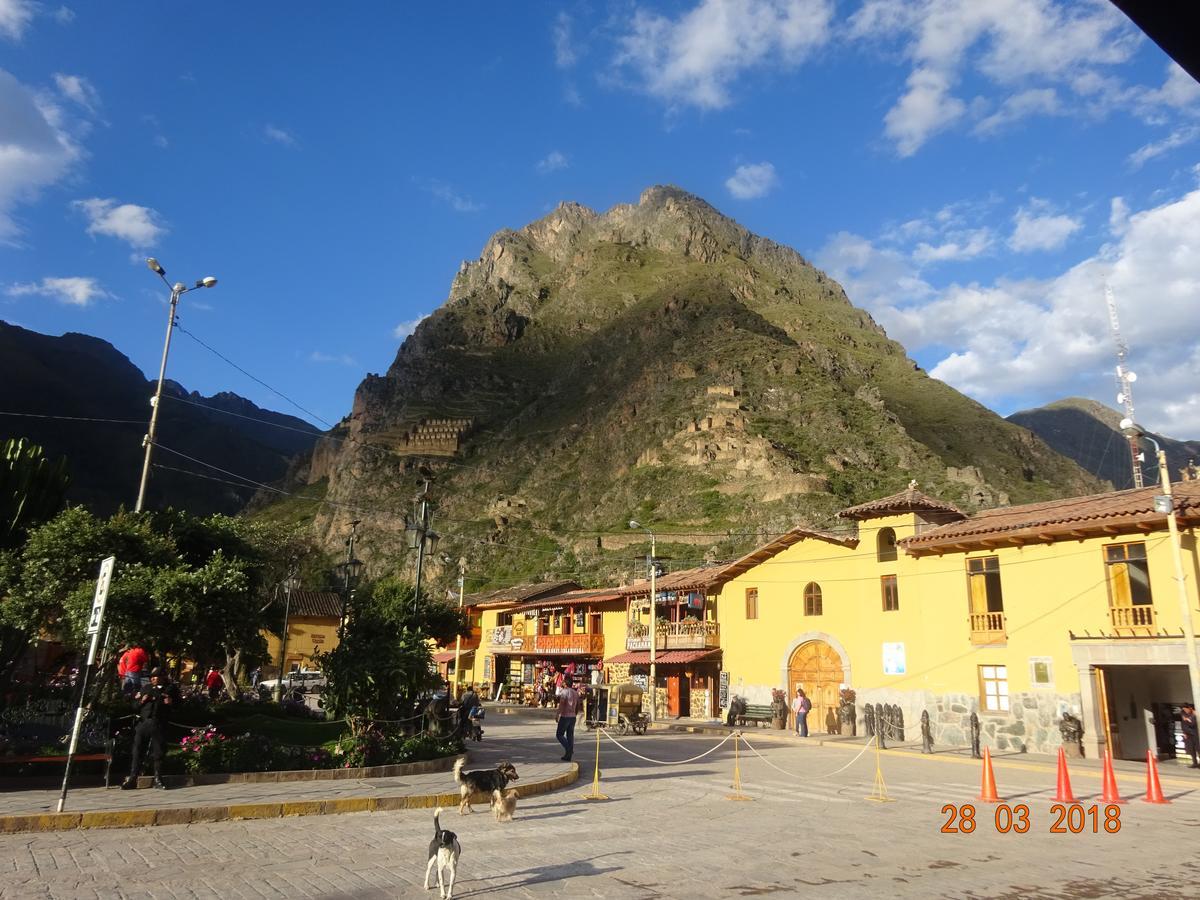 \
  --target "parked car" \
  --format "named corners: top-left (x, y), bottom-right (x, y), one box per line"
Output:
top-left (258, 669), bottom-right (326, 697)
